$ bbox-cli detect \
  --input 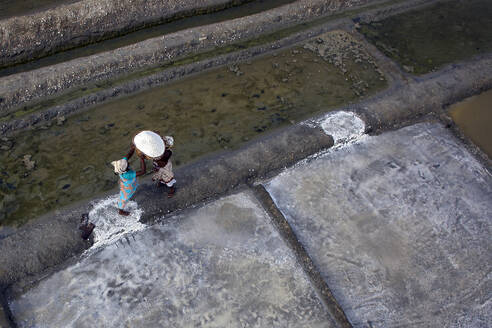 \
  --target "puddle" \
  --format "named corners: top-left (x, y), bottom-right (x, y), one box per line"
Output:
top-left (449, 89), bottom-right (492, 159)
top-left (0, 0), bottom-right (79, 20)
top-left (0, 0), bottom-right (296, 76)
top-left (0, 31), bottom-right (386, 226)
top-left (358, 0), bottom-right (492, 75)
